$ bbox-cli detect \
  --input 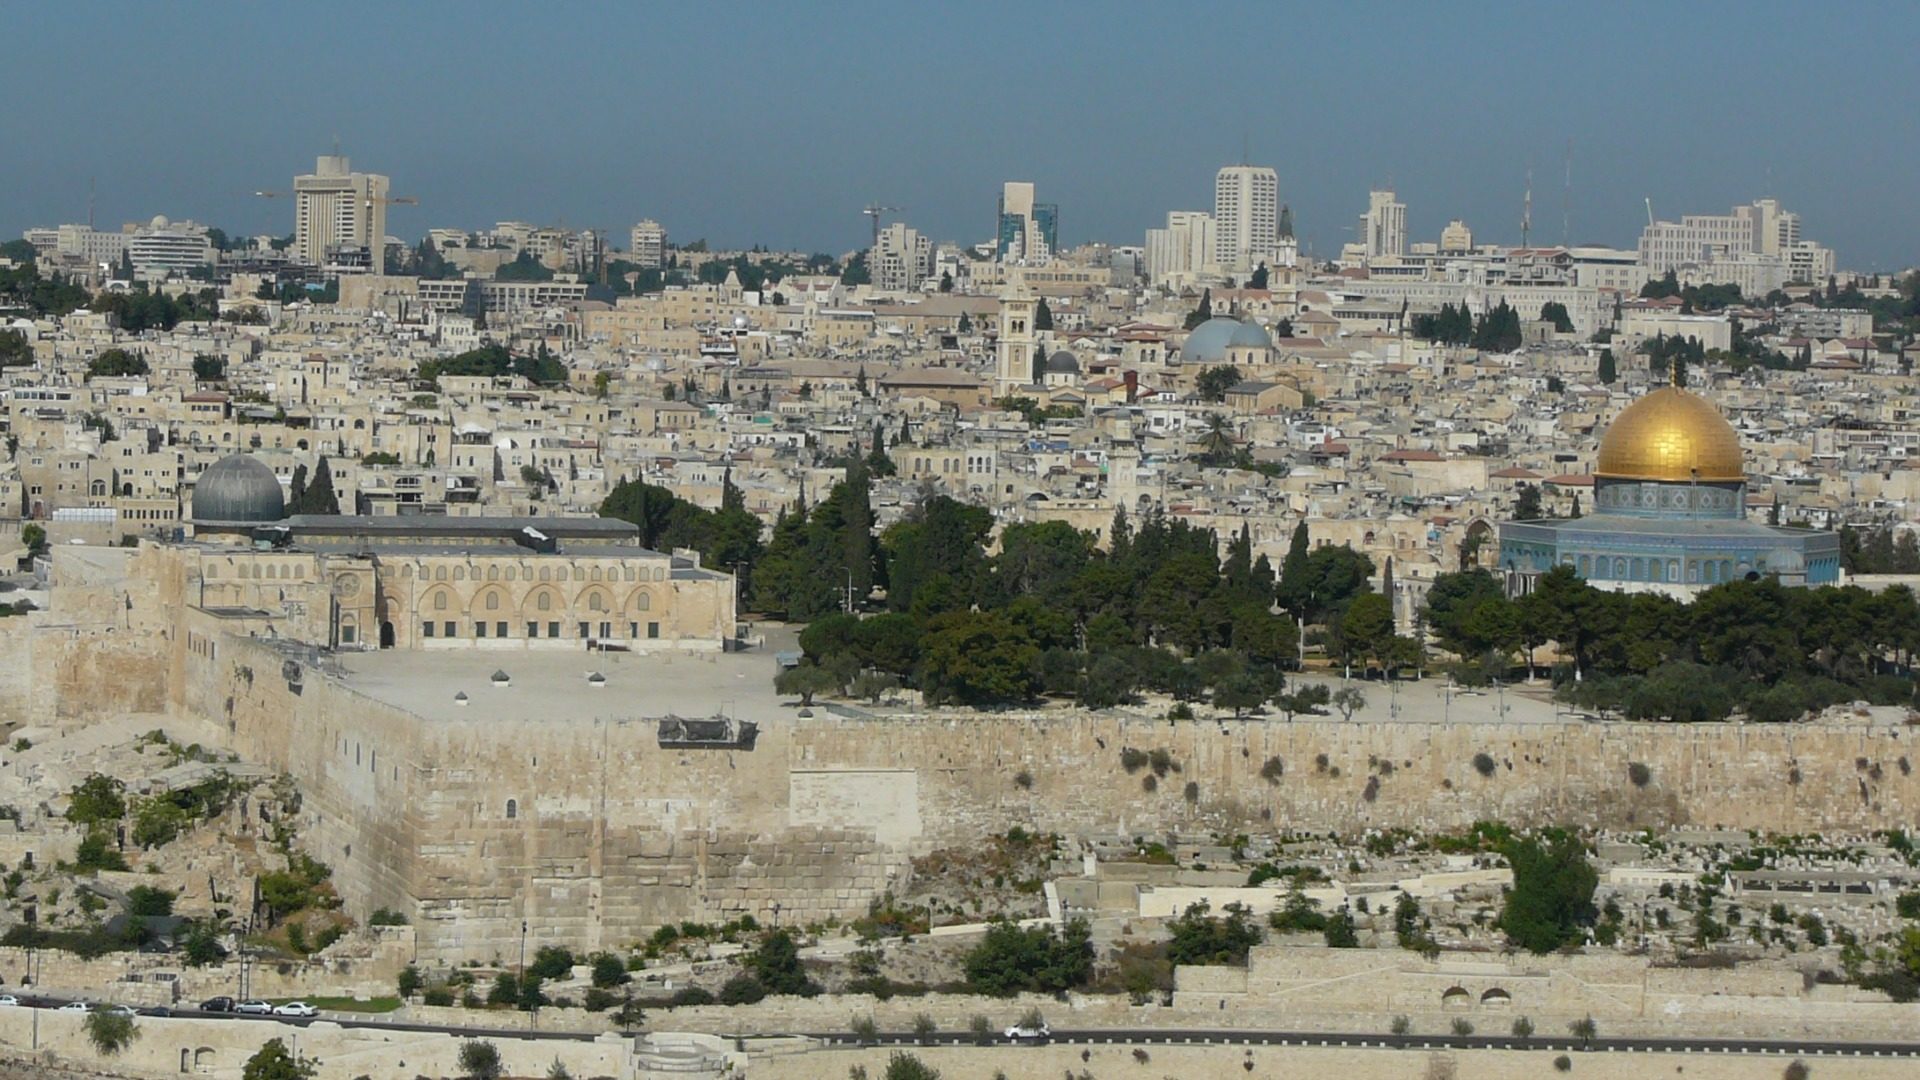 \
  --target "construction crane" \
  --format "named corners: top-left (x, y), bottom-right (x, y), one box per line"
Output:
top-left (861, 204), bottom-right (899, 250)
